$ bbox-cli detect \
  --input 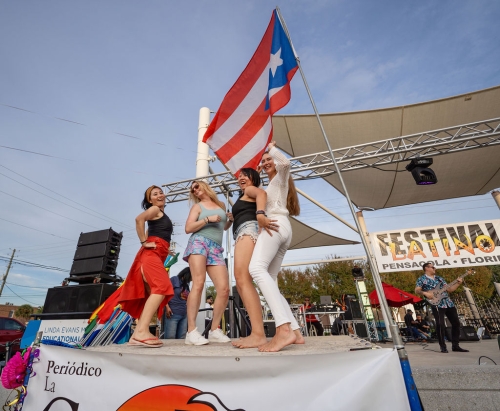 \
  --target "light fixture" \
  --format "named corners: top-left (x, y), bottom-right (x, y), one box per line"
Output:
top-left (406, 157), bottom-right (437, 185)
